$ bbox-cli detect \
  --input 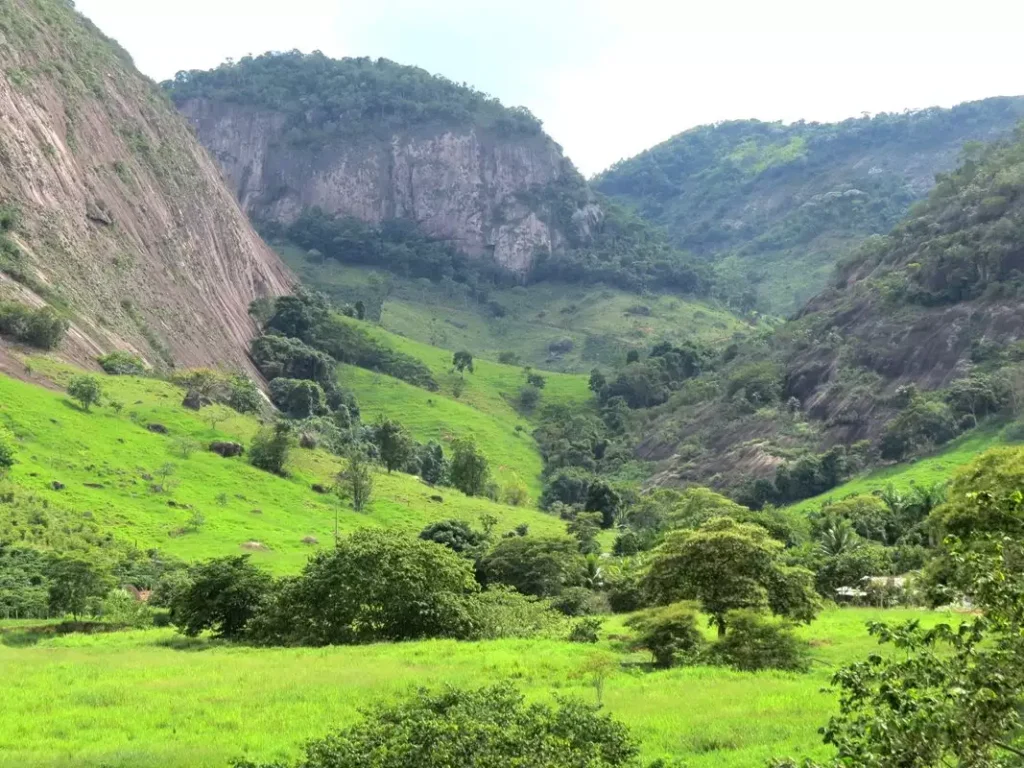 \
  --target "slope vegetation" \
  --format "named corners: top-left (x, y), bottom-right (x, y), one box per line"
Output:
top-left (595, 98), bottom-right (1024, 313)
top-left (0, 0), bottom-right (291, 371)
